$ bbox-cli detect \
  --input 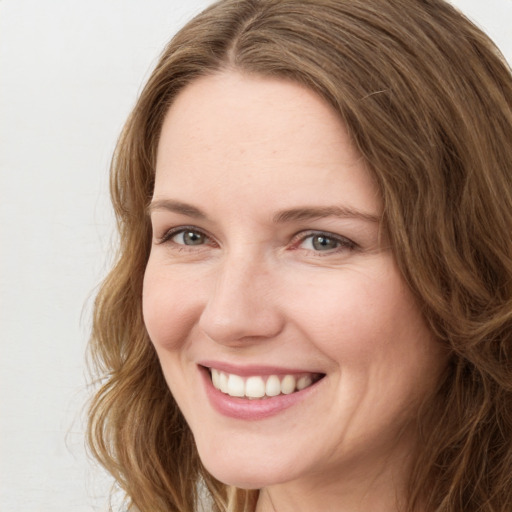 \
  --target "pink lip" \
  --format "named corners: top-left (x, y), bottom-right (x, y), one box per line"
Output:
top-left (199, 365), bottom-right (324, 421)
top-left (198, 360), bottom-right (319, 377)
